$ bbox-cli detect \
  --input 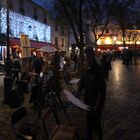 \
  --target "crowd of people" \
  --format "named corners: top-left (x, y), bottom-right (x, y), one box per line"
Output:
top-left (5, 47), bottom-right (140, 140)
top-left (66, 47), bottom-right (139, 140)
